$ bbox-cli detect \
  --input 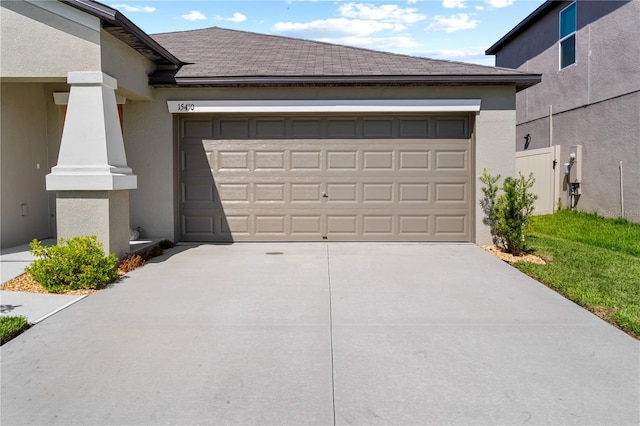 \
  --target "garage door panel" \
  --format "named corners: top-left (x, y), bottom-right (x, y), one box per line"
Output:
top-left (291, 184), bottom-right (322, 202)
top-left (399, 151), bottom-right (430, 170)
top-left (327, 215), bottom-right (358, 235)
top-left (255, 215), bottom-right (287, 235)
top-left (180, 116), bottom-right (472, 242)
top-left (399, 183), bottom-right (430, 202)
top-left (399, 215), bottom-right (430, 235)
top-left (327, 151), bottom-right (358, 170)
top-left (181, 182), bottom-right (214, 203)
top-left (326, 184), bottom-right (357, 202)
top-left (291, 151), bottom-right (322, 169)
top-left (221, 215), bottom-right (251, 236)
top-left (435, 183), bottom-right (468, 203)
top-left (254, 151), bottom-right (286, 169)
top-left (362, 151), bottom-right (394, 170)
top-left (363, 216), bottom-right (394, 234)
top-left (435, 215), bottom-right (468, 236)
top-left (182, 120), bottom-right (213, 138)
top-left (215, 183), bottom-right (248, 202)
top-left (291, 215), bottom-right (322, 235)
top-left (435, 150), bottom-right (468, 170)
